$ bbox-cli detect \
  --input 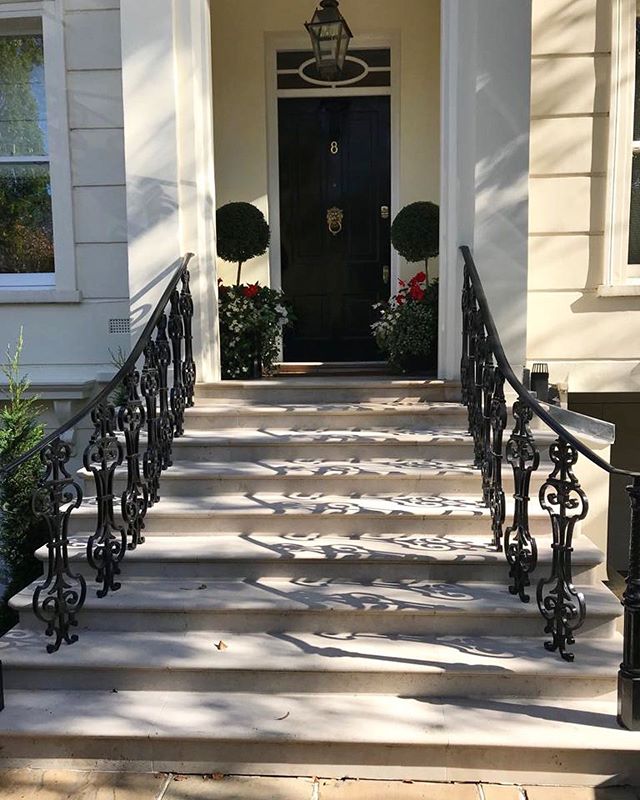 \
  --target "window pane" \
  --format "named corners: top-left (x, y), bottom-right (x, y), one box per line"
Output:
top-left (0, 163), bottom-right (53, 274)
top-left (0, 34), bottom-right (47, 157)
